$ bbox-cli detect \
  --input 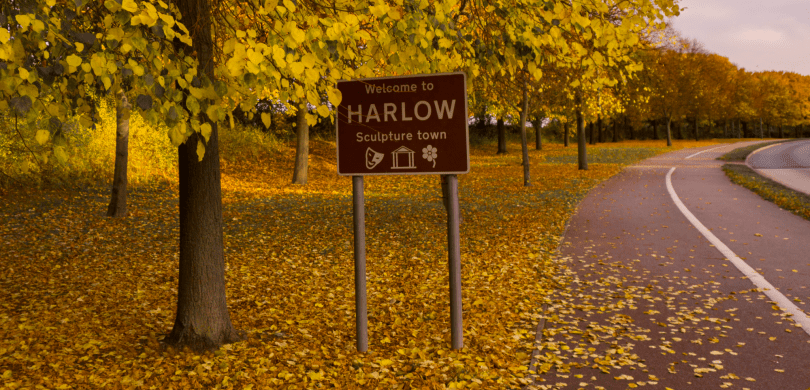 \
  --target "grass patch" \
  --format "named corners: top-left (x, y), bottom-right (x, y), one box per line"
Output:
top-left (716, 139), bottom-right (791, 161)
top-left (722, 163), bottom-right (810, 221)
top-left (542, 147), bottom-right (662, 164)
